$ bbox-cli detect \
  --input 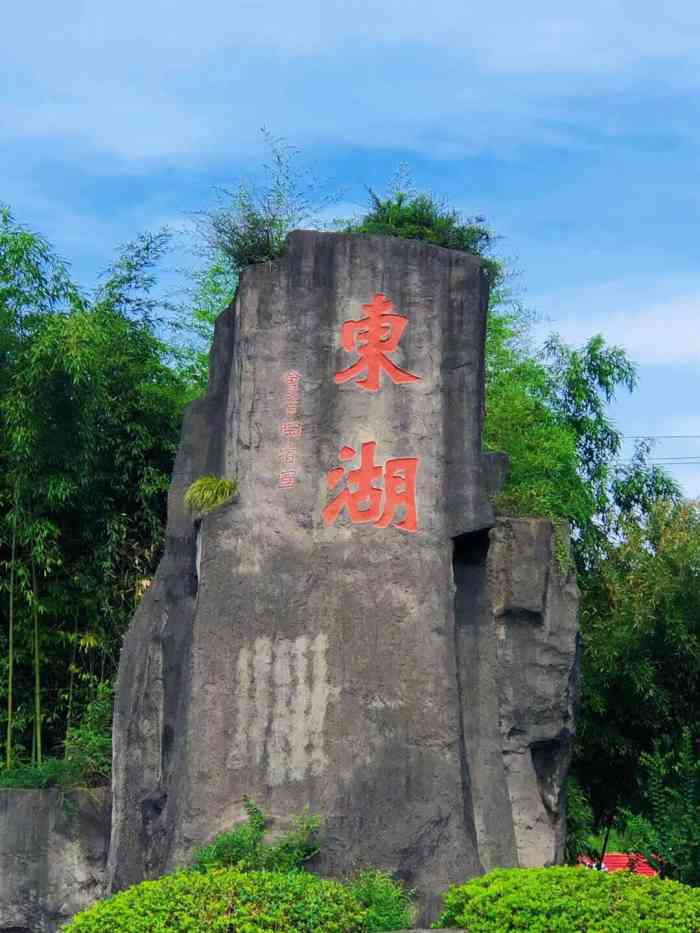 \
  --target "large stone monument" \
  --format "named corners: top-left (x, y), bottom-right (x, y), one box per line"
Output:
top-left (108, 231), bottom-right (579, 922)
